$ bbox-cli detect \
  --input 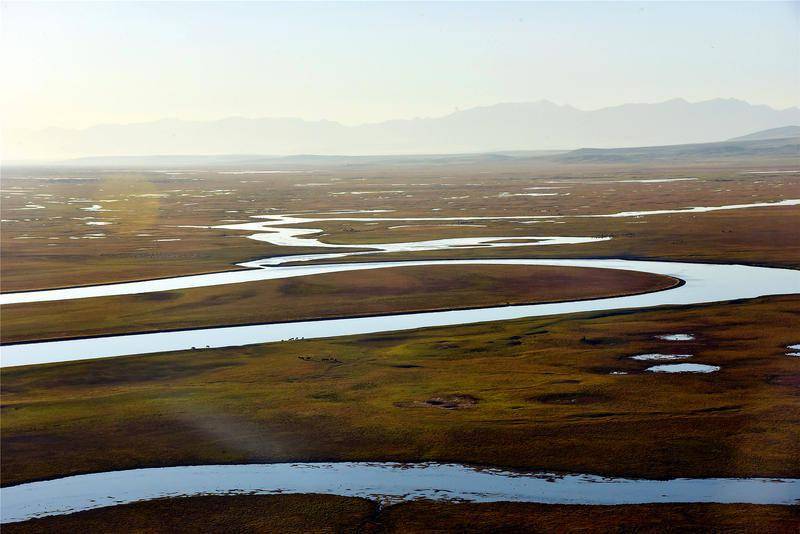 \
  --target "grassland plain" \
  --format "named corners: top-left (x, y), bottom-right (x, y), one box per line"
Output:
top-left (1, 164), bottom-right (799, 292)
top-left (3, 295), bottom-right (799, 486)
top-left (2, 162), bottom-right (799, 531)
top-left (0, 264), bottom-right (677, 343)
top-left (5, 496), bottom-right (799, 533)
